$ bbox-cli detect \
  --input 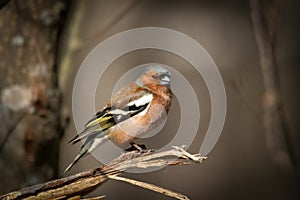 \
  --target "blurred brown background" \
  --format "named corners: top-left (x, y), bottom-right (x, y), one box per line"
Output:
top-left (1, 0), bottom-right (300, 199)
